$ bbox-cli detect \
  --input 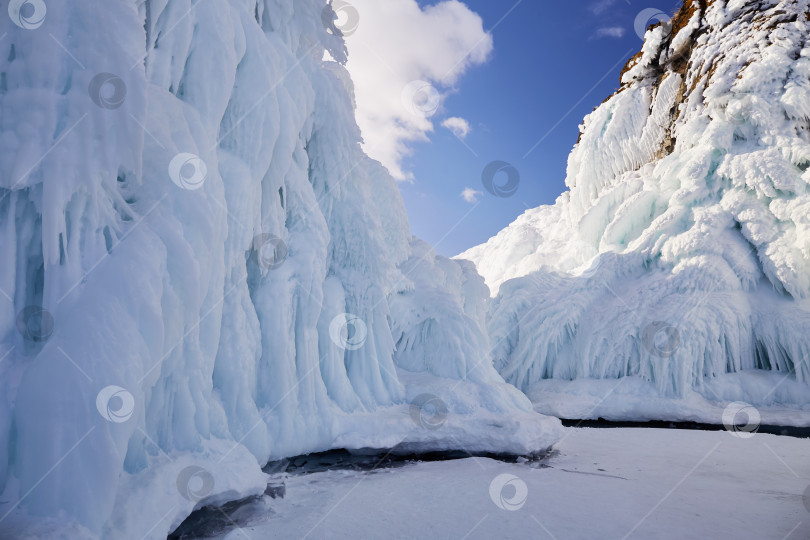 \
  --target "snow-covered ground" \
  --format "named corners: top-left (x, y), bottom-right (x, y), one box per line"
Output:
top-left (208, 427), bottom-right (810, 540)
